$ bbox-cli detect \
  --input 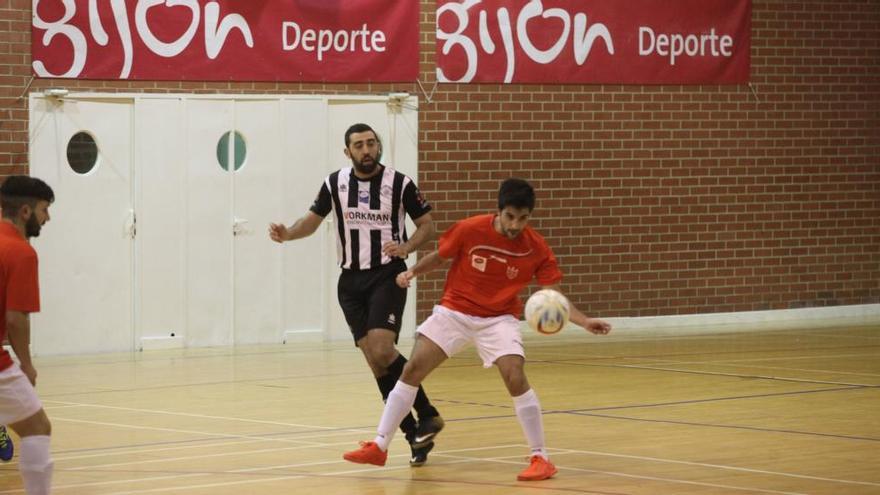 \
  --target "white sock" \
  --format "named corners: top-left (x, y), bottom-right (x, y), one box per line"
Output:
top-left (374, 381), bottom-right (418, 451)
top-left (513, 388), bottom-right (547, 458)
top-left (19, 435), bottom-right (53, 495)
